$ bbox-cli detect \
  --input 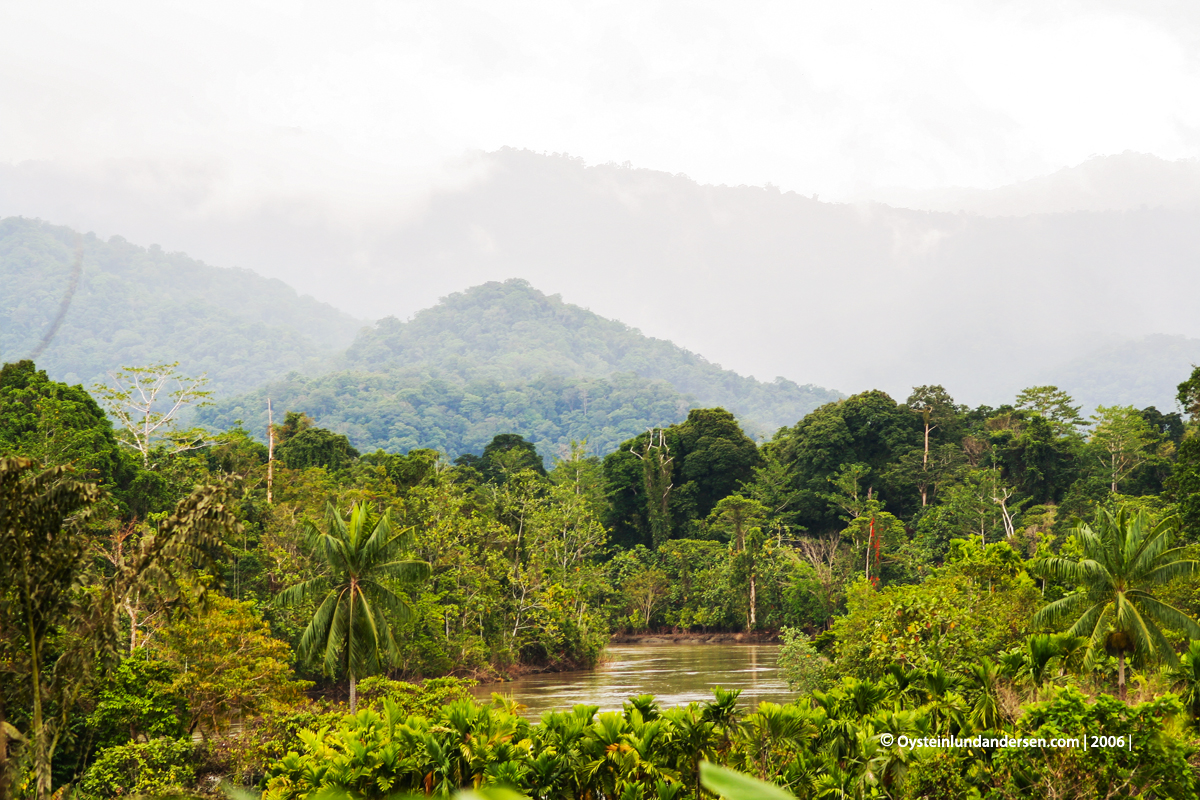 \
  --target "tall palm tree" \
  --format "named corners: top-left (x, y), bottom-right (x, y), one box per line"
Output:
top-left (1034, 507), bottom-right (1200, 700)
top-left (279, 503), bottom-right (429, 711)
